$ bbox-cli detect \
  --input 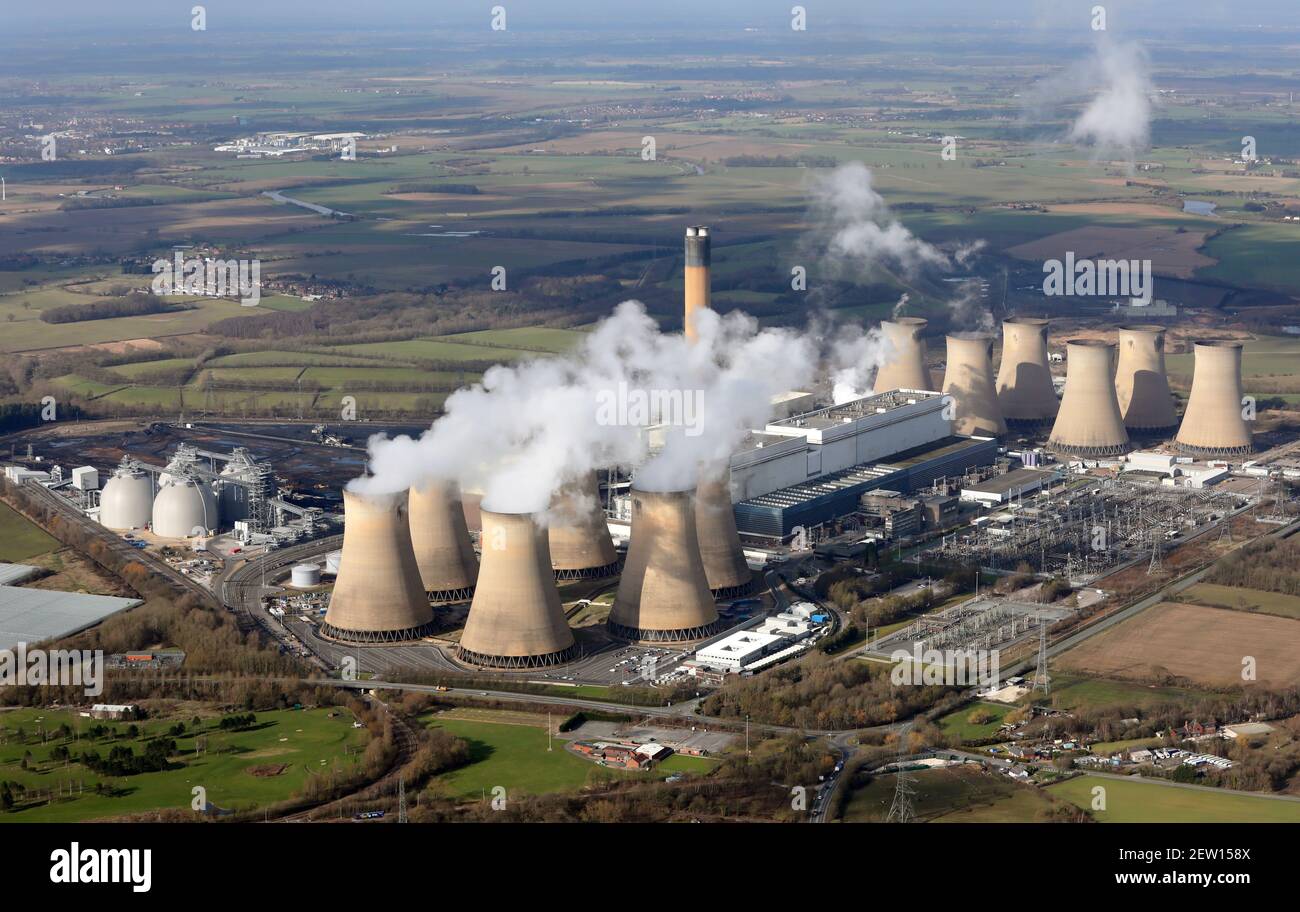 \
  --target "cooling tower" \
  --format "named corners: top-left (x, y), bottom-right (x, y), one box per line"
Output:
top-left (408, 481), bottom-right (478, 602)
top-left (99, 462), bottom-right (154, 531)
top-left (1115, 324), bottom-right (1177, 434)
top-left (151, 478), bottom-right (219, 538)
top-left (873, 317), bottom-right (935, 393)
top-left (1175, 341), bottom-right (1254, 457)
top-left (1048, 340), bottom-right (1131, 458)
top-left (942, 333), bottom-right (1007, 437)
top-left (695, 468), bottom-right (756, 598)
top-left (548, 472), bottom-right (621, 580)
top-left (684, 225), bottom-right (711, 343)
top-left (609, 488), bottom-right (721, 643)
top-left (321, 490), bottom-right (434, 643)
top-left (995, 317), bottom-right (1059, 427)
top-left (458, 510), bottom-right (578, 668)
